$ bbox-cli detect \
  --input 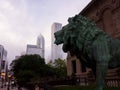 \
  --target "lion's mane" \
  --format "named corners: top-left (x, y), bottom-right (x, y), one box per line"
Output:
top-left (61, 15), bottom-right (110, 55)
